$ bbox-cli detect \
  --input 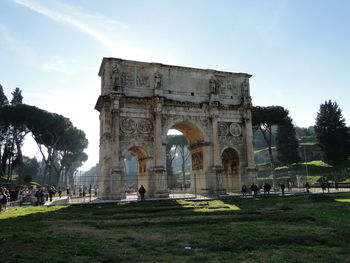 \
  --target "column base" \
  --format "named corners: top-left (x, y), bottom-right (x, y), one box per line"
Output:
top-left (153, 190), bottom-right (169, 198)
top-left (109, 193), bottom-right (126, 200)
